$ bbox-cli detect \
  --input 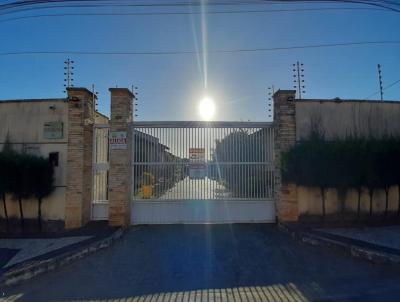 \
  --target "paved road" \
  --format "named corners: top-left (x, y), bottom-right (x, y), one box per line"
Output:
top-left (3, 224), bottom-right (400, 301)
top-left (320, 225), bottom-right (400, 250)
top-left (160, 177), bottom-right (230, 199)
